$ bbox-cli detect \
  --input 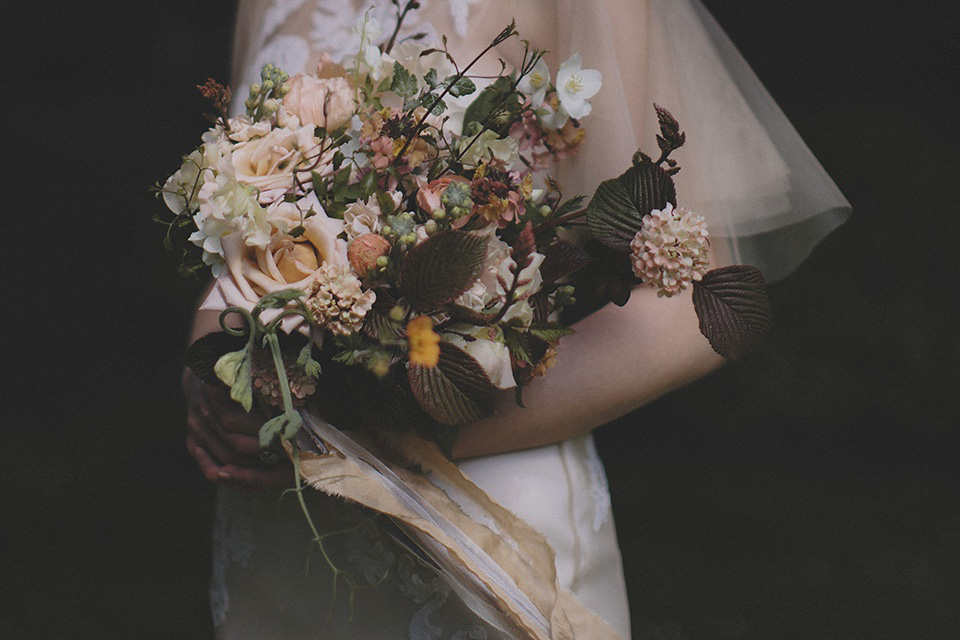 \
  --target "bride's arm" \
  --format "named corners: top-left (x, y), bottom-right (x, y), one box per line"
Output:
top-left (452, 285), bottom-right (724, 459)
top-left (183, 284), bottom-right (723, 485)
